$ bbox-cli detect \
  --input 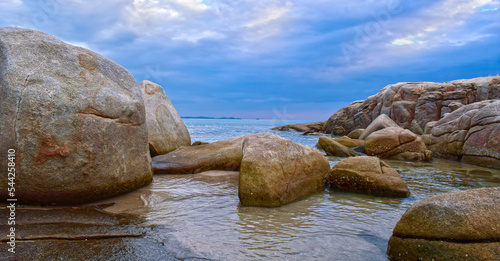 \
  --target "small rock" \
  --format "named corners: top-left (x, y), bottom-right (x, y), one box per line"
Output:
top-left (317, 137), bottom-right (358, 157)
